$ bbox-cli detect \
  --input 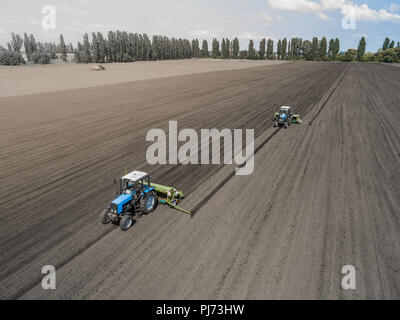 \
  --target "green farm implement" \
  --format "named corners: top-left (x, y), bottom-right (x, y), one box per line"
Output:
top-left (147, 182), bottom-right (192, 216)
